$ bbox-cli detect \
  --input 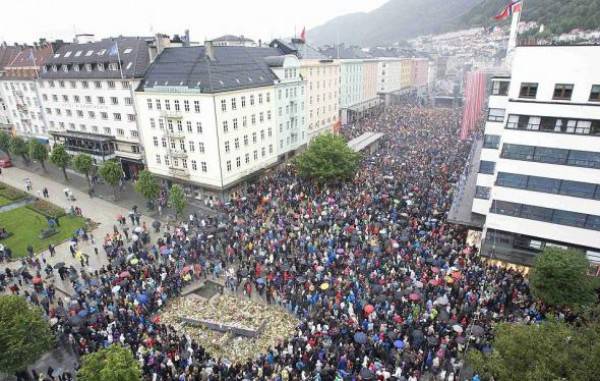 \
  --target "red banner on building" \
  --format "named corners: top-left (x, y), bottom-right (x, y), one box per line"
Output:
top-left (460, 71), bottom-right (486, 141)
